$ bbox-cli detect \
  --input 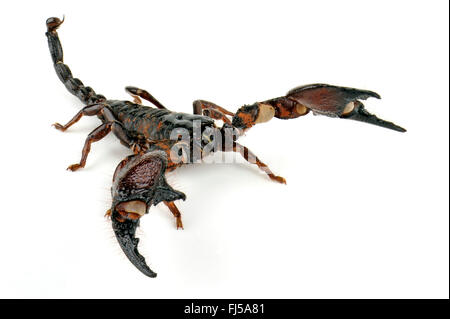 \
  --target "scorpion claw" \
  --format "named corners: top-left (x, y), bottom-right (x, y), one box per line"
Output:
top-left (340, 101), bottom-right (407, 132)
top-left (286, 84), bottom-right (406, 132)
top-left (112, 217), bottom-right (157, 278)
top-left (110, 151), bottom-right (186, 277)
